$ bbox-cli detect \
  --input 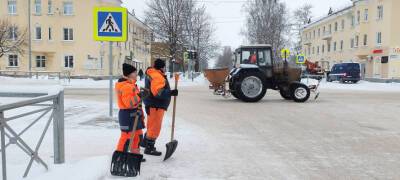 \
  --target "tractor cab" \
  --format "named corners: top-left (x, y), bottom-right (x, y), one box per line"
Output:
top-left (234, 45), bottom-right (272, 66)
top-left (233, 44), bottom-right (273, 78)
